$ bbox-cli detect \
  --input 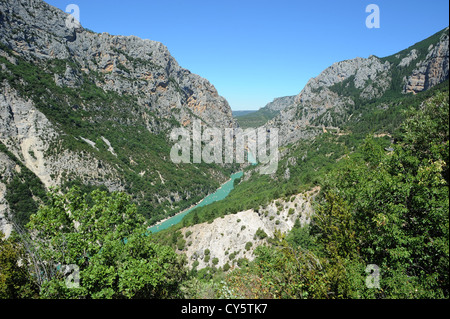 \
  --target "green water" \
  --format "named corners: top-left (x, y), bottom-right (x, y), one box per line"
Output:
top-left (148, 171), bottom-right (243, 233)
